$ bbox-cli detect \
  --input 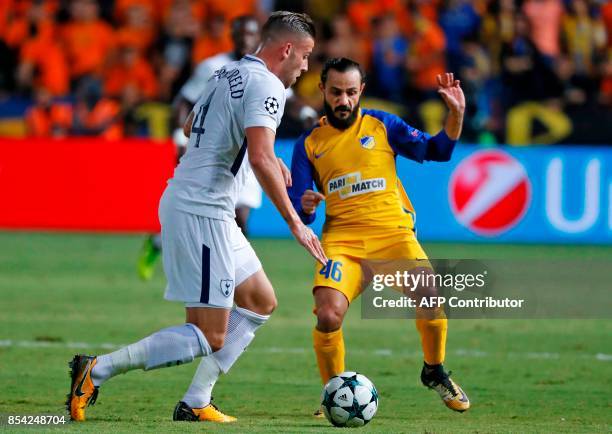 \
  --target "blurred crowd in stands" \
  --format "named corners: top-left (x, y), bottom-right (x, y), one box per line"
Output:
top-left (0, 0), bottom-right (610, 144)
